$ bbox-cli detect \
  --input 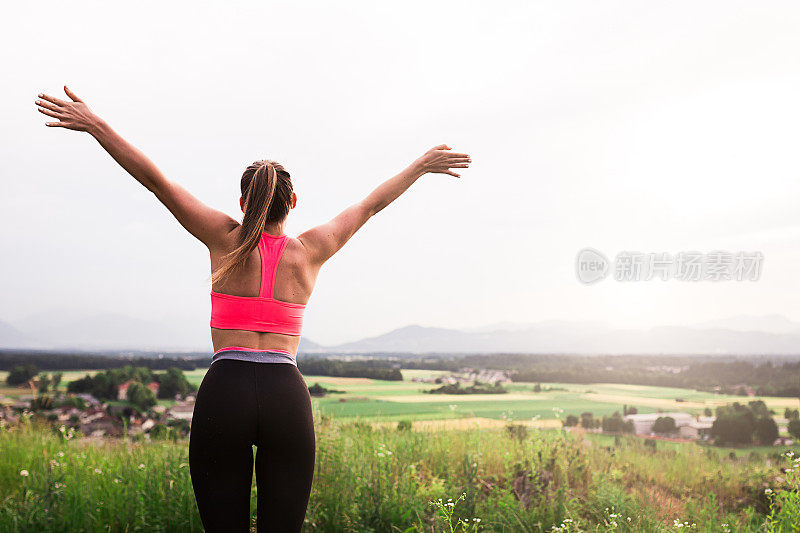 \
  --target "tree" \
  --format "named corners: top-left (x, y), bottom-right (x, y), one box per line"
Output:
top-left (652, 416), bottom-right (676, 434)
top-left (710, 401), bottom-right (780, 447)
top-left (308, 383), bottom-right (328, 397)
top-left (51, 372), bottom-right (63, 390)
top-left (64, 366), bottom-right (164, 401)
top-left (533, 383), bottom-right (542, 392)
top-left (602, 412), bottom-right (628, 433)
top-left (126, 382), bottom-right (156, 411)
top-left (712, 403), bottom-right (757, 446)
top-left (397, 420), bottom-right (412, 431)
top-left (157, 367), bottom-right (194, 399)
top-left (90, 373), bottom-right (115, 400)
top-left (37, 373), bottom-right (51, 393)
top-left (754, 417), bottom-right (779, 445)
top-left (784, 408), bottom-right (799, 420)
top-left (6, 364), bottom-right (37, 386)
top-left (564, 415), bottom-right (579, 427)
top-left (67, 373), bottom-right (94, 394)
top-left (704, 408), bottom-right (713, 417)
top-left (580, 412), bottom-right (595, 429)
top-left (788, 419), bottom-right (800, 440)
top-left (748, 400), bottom-right (771, 418)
